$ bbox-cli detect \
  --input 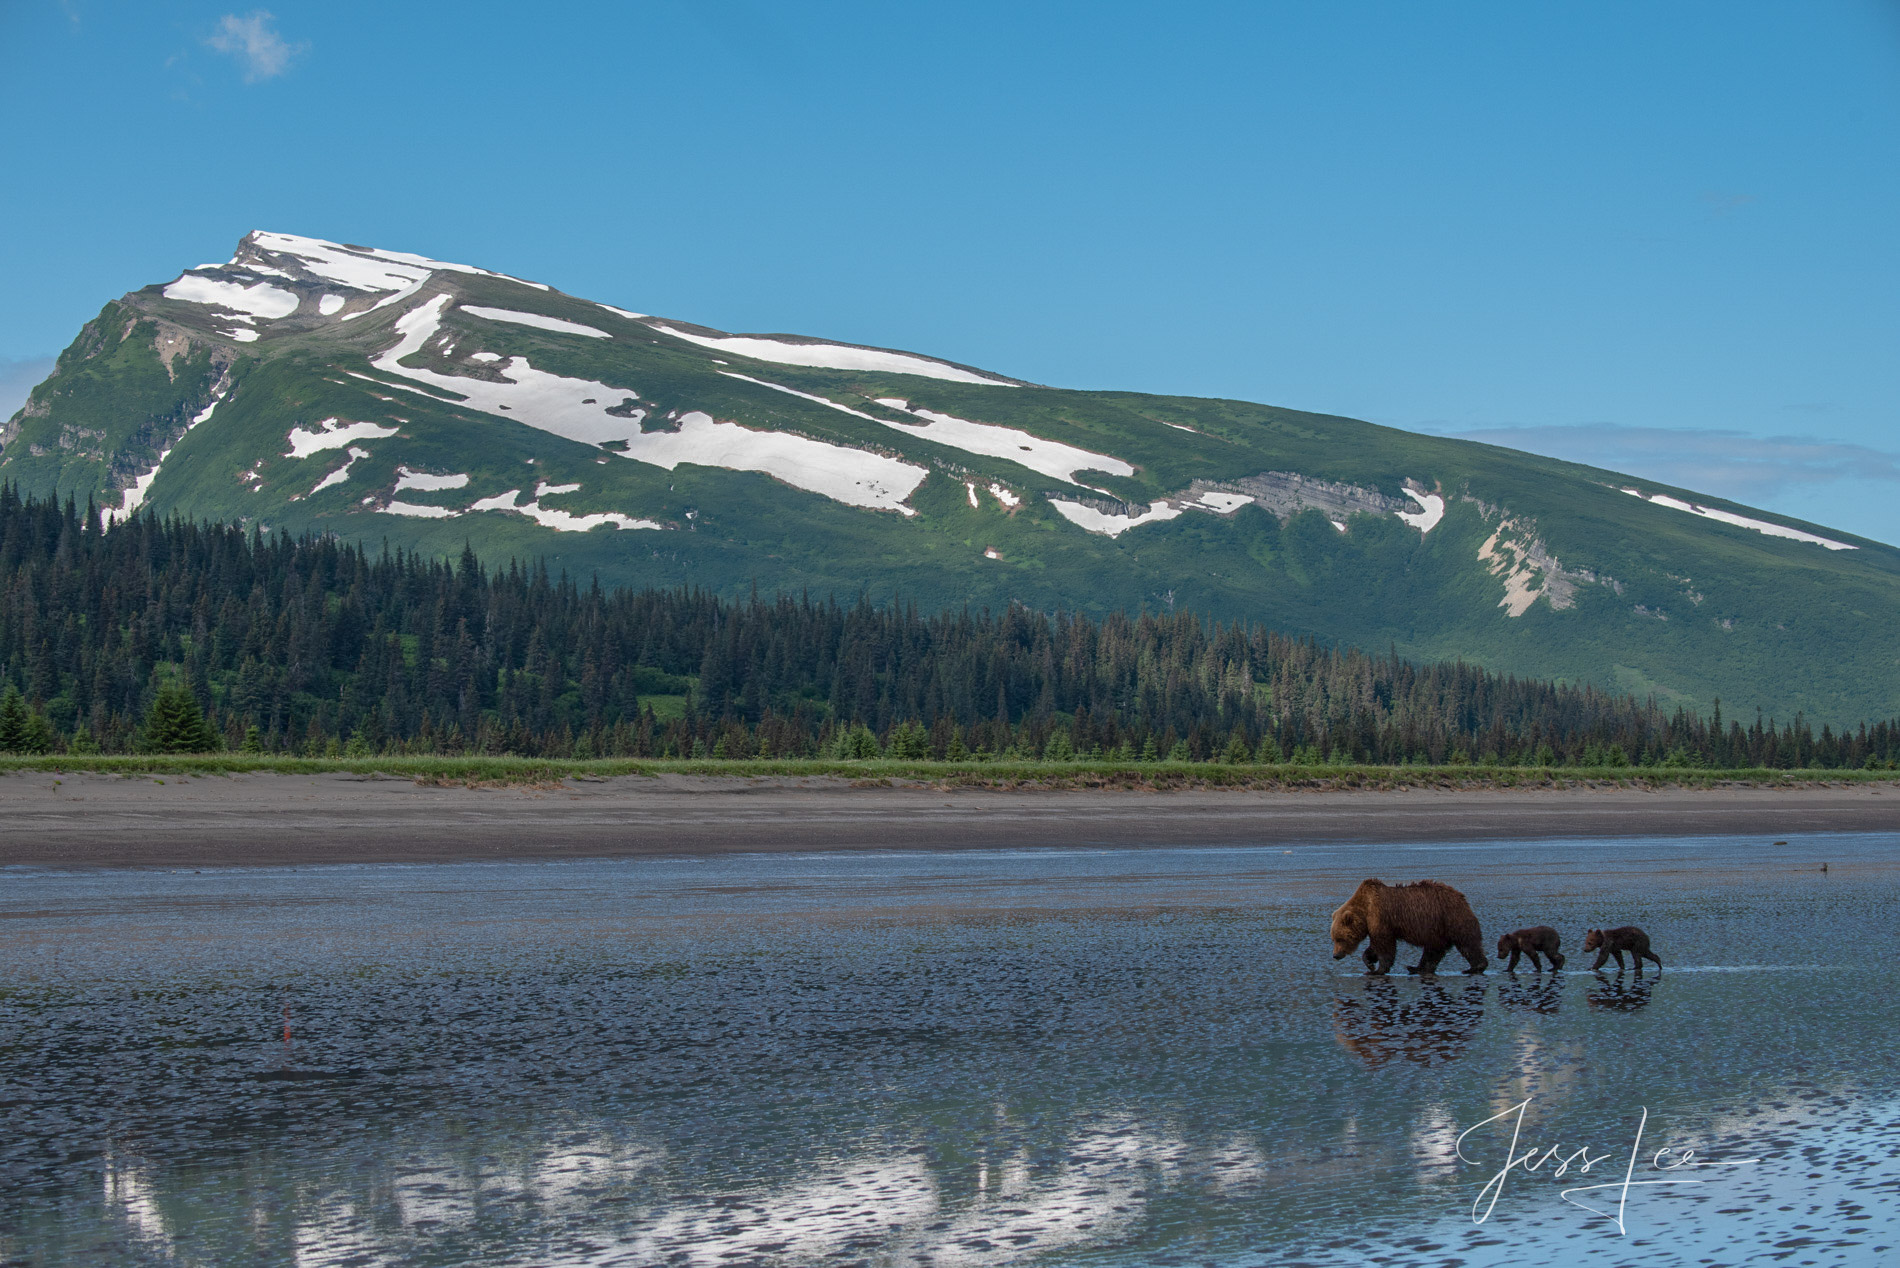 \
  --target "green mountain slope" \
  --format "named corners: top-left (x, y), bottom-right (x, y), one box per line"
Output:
top-left (5, 231), bottom-right (1895, 721)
